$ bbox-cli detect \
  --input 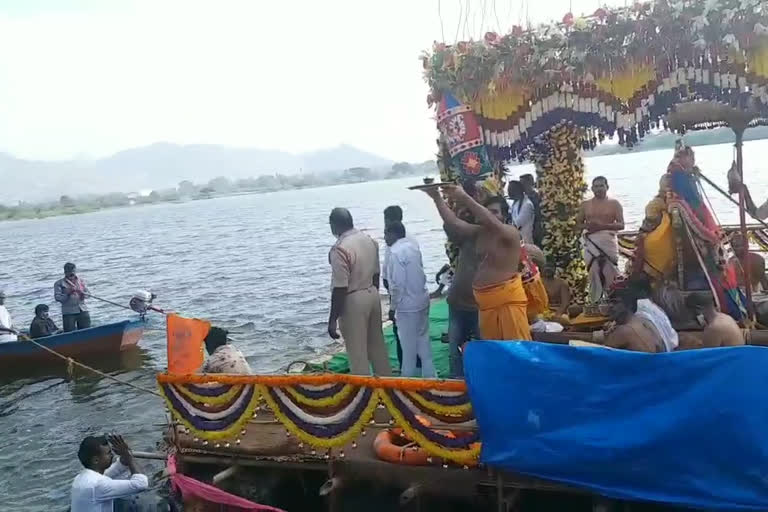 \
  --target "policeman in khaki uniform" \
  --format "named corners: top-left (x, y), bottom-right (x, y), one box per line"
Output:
top-left (327, 208), bottom-right (392, 376)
